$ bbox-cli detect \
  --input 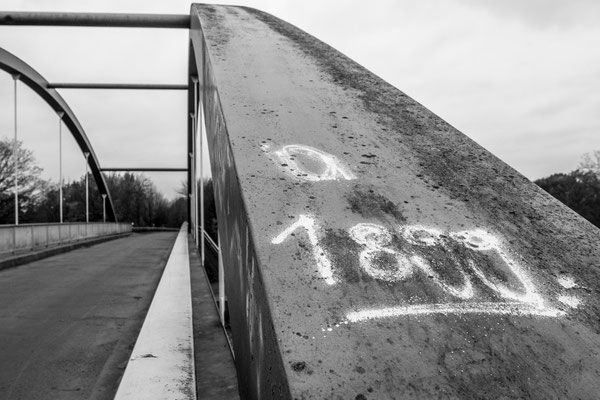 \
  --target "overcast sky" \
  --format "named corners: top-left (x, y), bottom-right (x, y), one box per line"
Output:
top-left (1, 0), bottom-right (599, 199)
